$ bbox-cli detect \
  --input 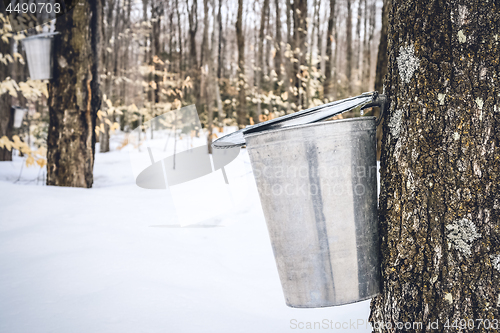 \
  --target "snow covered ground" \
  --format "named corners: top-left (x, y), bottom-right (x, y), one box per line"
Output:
top-left (0, 133), bottom-right (372, 333)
